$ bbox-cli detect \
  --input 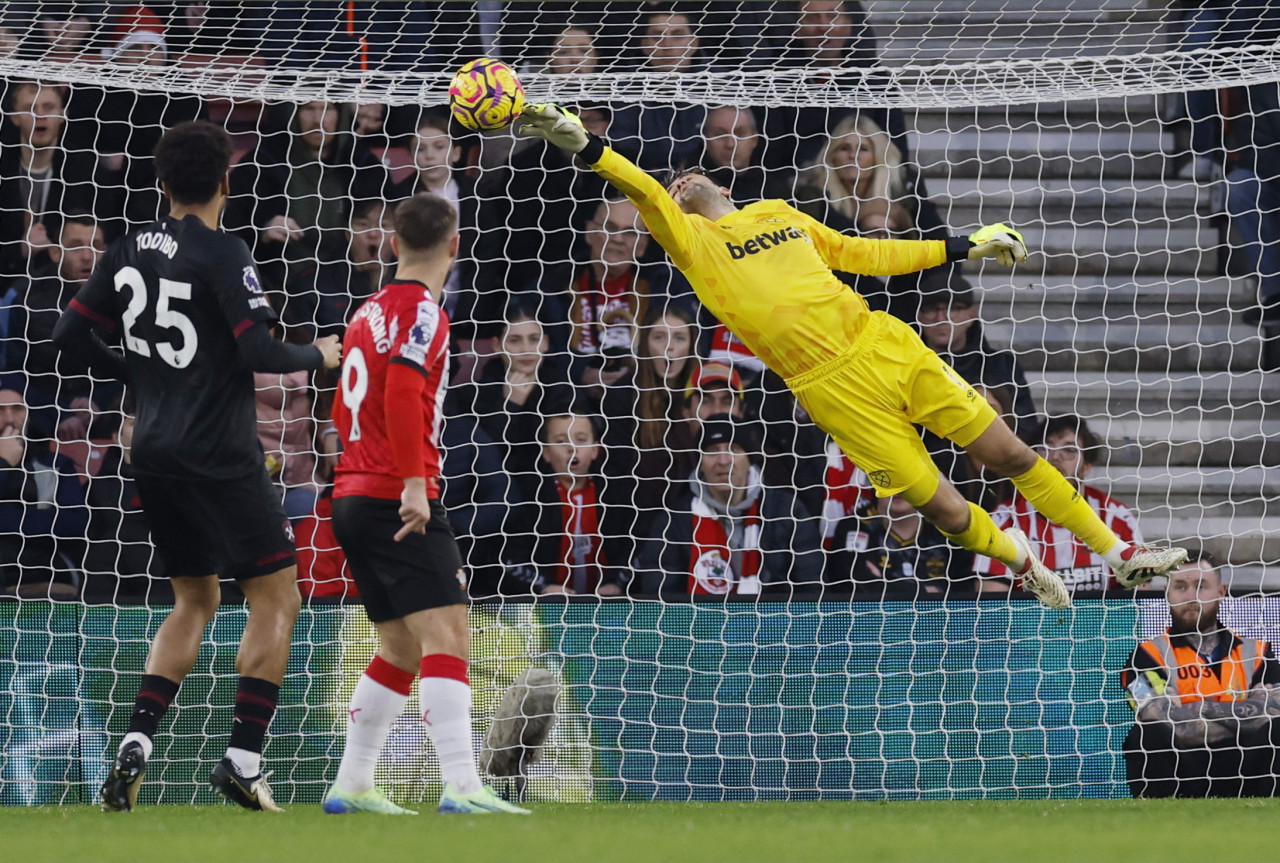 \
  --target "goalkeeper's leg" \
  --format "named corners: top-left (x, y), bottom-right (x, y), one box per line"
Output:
top-left (905, 471), bottom-right (1070, 608)
top-left (963, 418), bottom-right (1185, 586)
